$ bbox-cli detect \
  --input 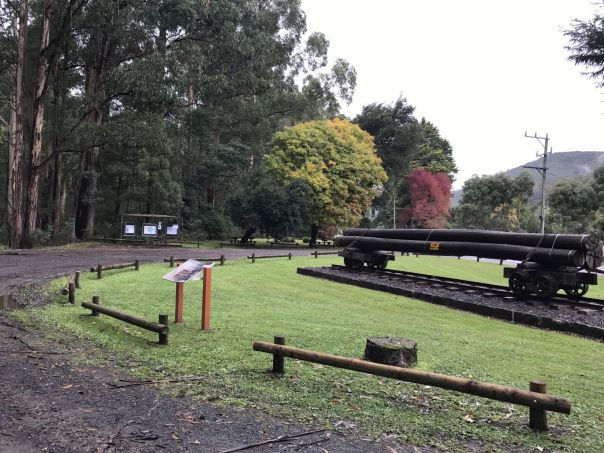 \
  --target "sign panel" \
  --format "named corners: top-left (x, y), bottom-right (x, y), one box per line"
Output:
top-left (142, 223), bottom-right (158, 237)
top-left (166, 224), bottom-right (179, 236)
top-left (162, 259), bottom-right (214, 283)
top-left (429, 242), bottom-right (440, 251)
top-left (124, 223), bottom-right (136, 236)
